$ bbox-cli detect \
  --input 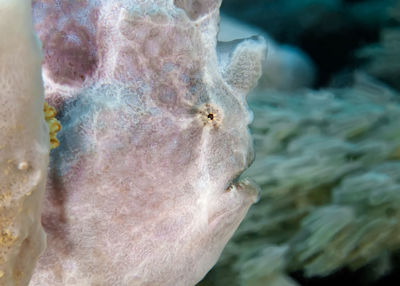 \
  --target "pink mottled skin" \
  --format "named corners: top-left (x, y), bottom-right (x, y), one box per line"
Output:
top-left (30, 0), bottom-right (265, 285)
